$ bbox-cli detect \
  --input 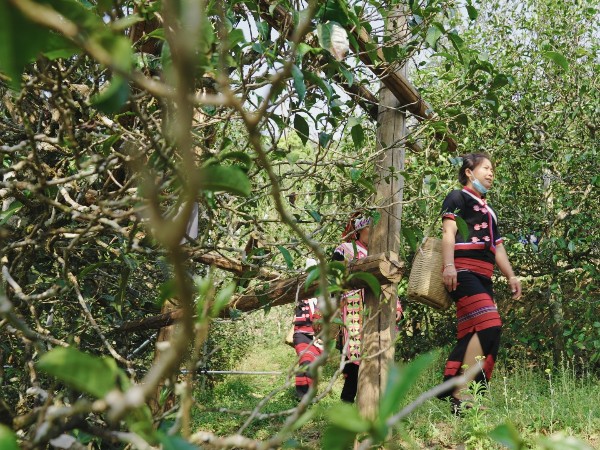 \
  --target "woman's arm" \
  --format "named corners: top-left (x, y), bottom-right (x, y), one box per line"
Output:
top-left (495, 243), bottom-right (522, 299)
top-left (442, 218), bottom-right (458, 292)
